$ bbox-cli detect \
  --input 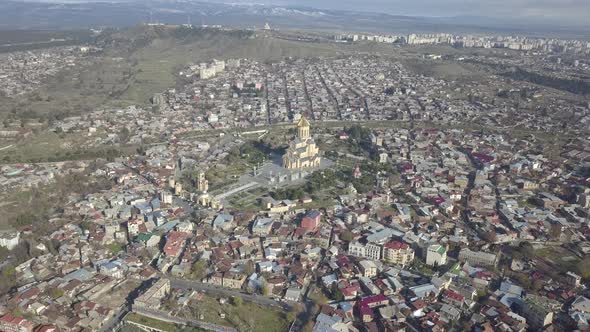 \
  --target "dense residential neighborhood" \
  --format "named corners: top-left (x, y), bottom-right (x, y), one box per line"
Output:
top-left (0, 25), bottom-right (589, 332)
